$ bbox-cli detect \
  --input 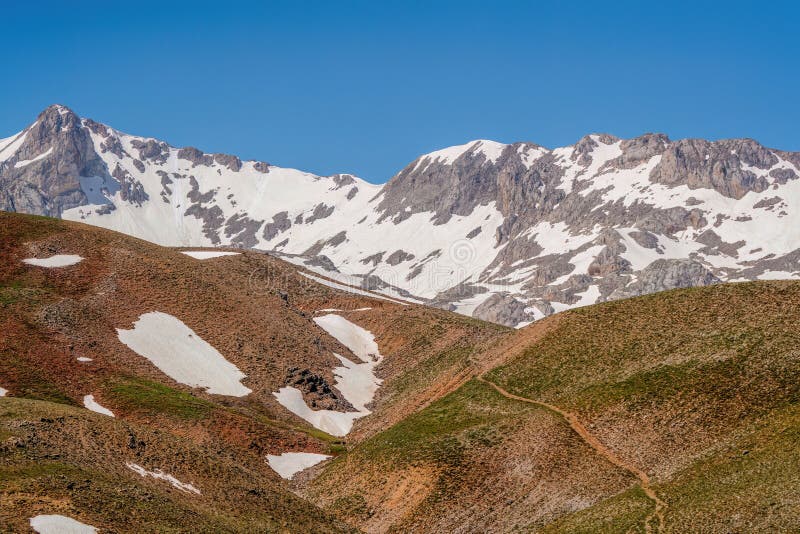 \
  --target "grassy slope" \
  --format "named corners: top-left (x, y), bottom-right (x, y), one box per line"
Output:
top-left (487, 282), bottom-right (800, 531)
top-left (4, 212), bottom-right (798, 531)
top-left (312, 282), bottom-right (800, 532)
top-left (0, 212), bottom-right (510, 530)
top-left (308, 379), bottom-right (635, 533)
top-left (0, 397), bottom-right (354, 533)
top-left (0, 212), bottom-right (356, 530)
